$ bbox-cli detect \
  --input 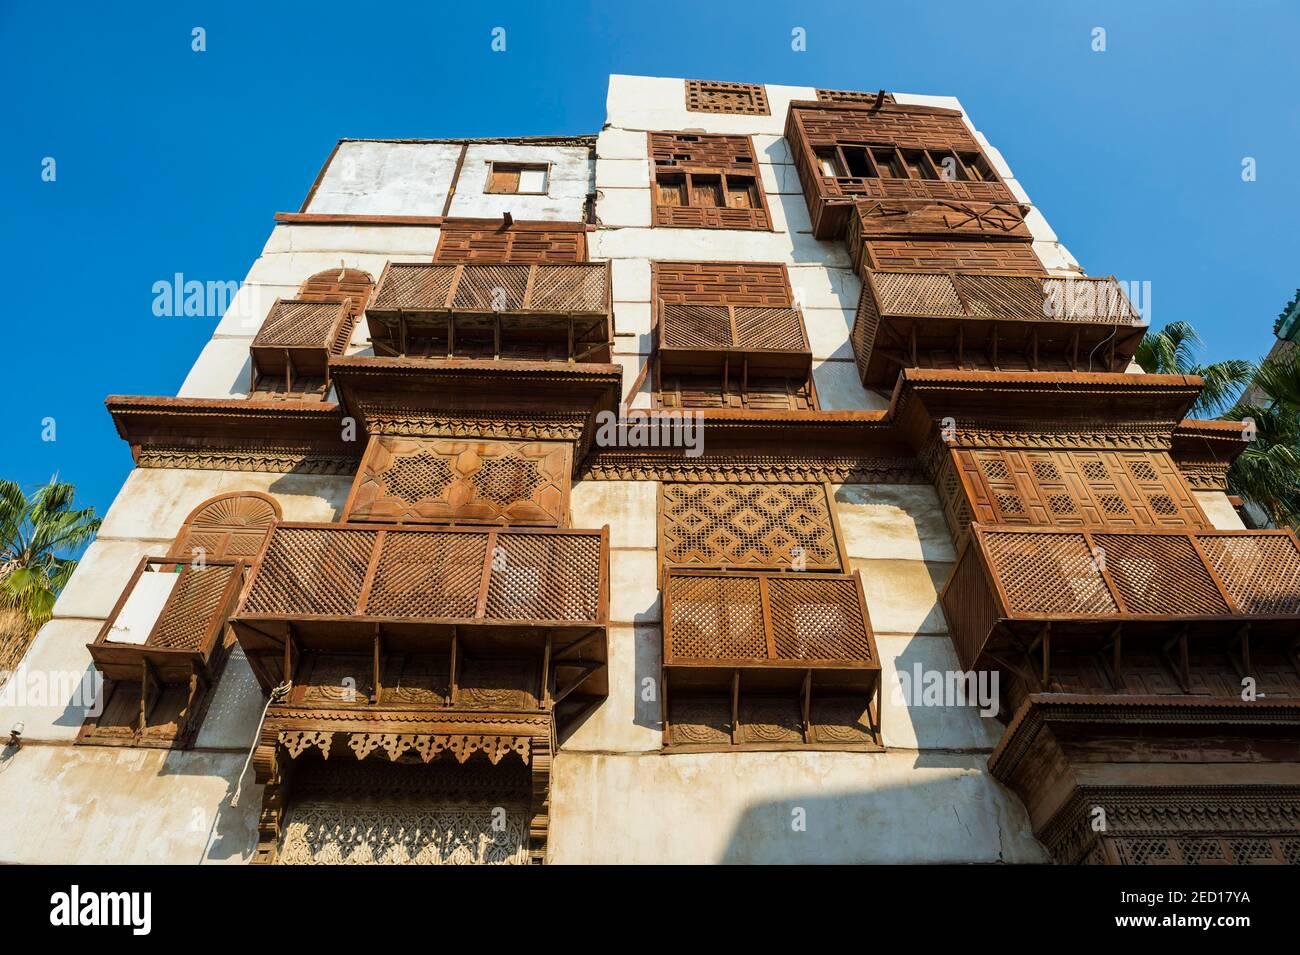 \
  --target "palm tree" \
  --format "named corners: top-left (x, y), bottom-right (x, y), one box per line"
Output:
top-left (1135, 320), bottom-right (1255, 417)
top-left (1223, 354), bottom-right (1300, 528)
top-left (0, 478), bottom-right (101, 678)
